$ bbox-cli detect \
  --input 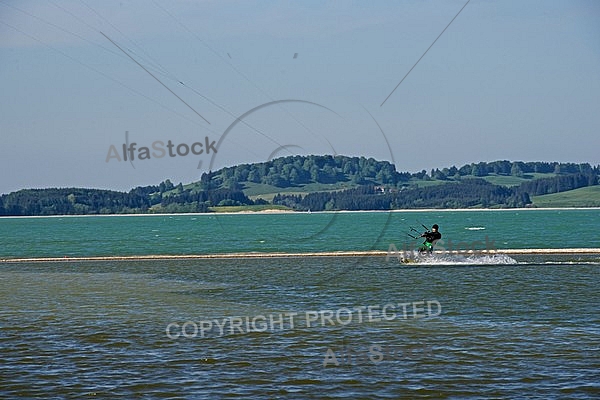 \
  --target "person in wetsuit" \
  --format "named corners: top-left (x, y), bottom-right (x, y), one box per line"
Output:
top-left (419, 224), bottom-right (441, 253)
